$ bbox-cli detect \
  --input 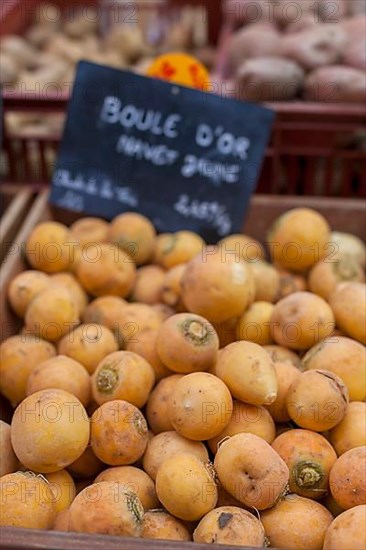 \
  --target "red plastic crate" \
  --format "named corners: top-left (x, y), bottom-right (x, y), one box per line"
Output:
top-left (2, 92), bottom-right (366, 196)
top-left (1, 1), bottom-right (366, 196)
